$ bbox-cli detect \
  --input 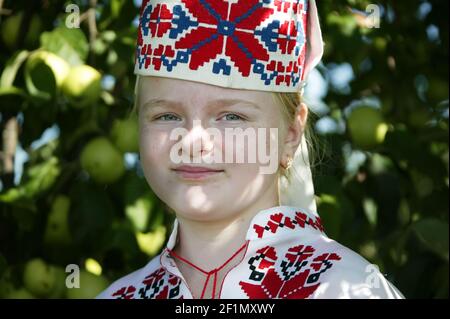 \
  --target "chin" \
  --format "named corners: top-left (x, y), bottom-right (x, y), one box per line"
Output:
top-left (171, 201), bottom-right (224, 220)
